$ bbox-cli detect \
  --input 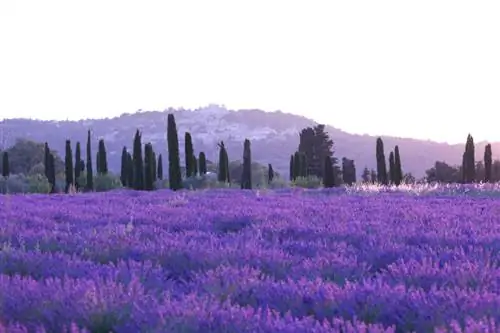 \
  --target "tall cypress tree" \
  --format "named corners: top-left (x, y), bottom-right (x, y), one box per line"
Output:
top-left (198, 152), bottom-right (207, 175)
top-left (485, 143), bottom-right (492, 183)
top-left (184, 132), bottom-right (194, 178)
top-left (289, 154), bottom-right (294, 181)
top-left (74, 142), bottom-right (82, 190)
top-left (64, 140), bottom-right (74, 193)
top-left (120, 146), bottom-right (128, 186)
top-left (144, 143), bottom-right (154, 191)
top-left (152, 150), bottom-right (157, 182)
top-left (2, 152), bottom-right (9, 178)
top-left (167, 114), bottom-right (182, 190)
top-left (293, 151), bottom-right (301, 180)
top-left (323, 155), bottom-right (335, 188)
top-left (268, 163), bottom-right (274, 184)
top-left (157, 154), bottom-right (163, 180)
top-left (224, 147), bottom-right (230, 183)
top-left (86, 130), bottom-right (93, 191)
top-left (300, 153), bottom-right (307, 177)
top-left (126, 152), bottom-right (133, 187)
top-left (132, 129), bottom-right (144, 190)
top-left (98, 139), bottom-right (108, 174)
top-left (376, 138), bottom-right (388, 185)
top-left (217, 141), bottom-right (228, 182)
top-left (48, 152), bottom-right (56, 193)
top-left (394, 145), bottom-right (403, 186)
top-left (388, 152), bottom-right (395, 185)
top-left (96, 151), bottom-right (100, 174)
top-left (44, 142), bottom-right (50, 181)
top-left (463, 134), bottom-right (475, 183)
top-left (241, 139), bottom-right (252, 189)
top-left (192, 155), bottom-right (198, 177)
